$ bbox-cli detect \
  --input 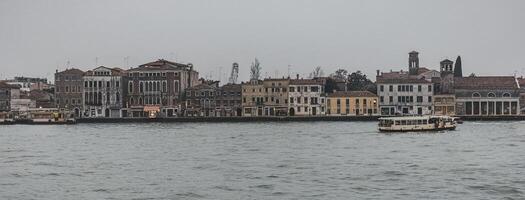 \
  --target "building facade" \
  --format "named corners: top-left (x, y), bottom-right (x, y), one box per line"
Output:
top-left (54, 68), bottom-right (84, 117)
top-left (123, 59), bottom-right (199, 118)
top-left (82, 66), bottom-right (124, 118)
top-left (326, 91), bottom-right (378, 116)
top-left (215, 84), bottom-right (242, 117)
top-left (376, 78), bottom-right (434, 116)
top-left (184, 82), bottom-right (218, 117)
top-left (241, 80), bottom-right (265, 116)
top-left (0, 81), bottom-right (20, 112)
top-left (288, 79), bottom-right (326, 116)
top-left (454, 76), bottom-right (520, 116)
top-left (262, 78), bottom-right (289, 116)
